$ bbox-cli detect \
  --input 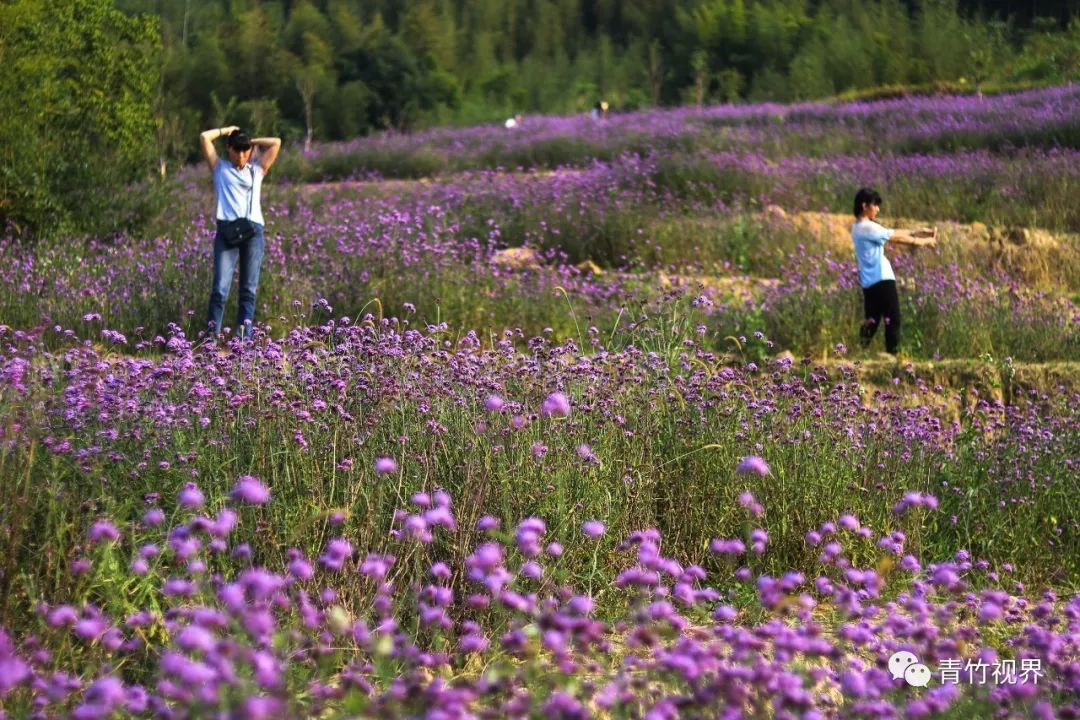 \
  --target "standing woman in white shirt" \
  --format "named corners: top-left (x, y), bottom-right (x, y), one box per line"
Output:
top-left (851, 188), bottom-right (937, 356)
top-left (199, 126), bottom-right (281, 340)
